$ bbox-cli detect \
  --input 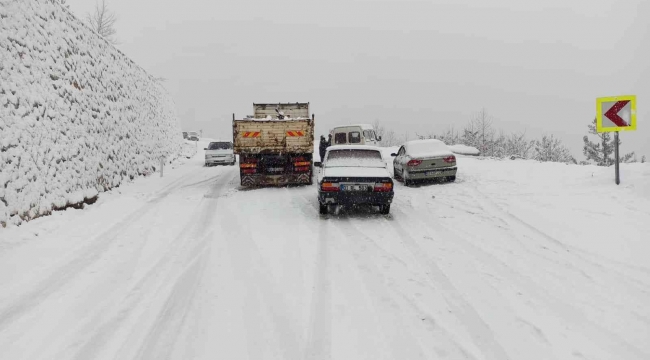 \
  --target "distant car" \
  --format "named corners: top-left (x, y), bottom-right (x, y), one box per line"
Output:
top-left (188, 131), bottom-right (199, 141)
top-left (391, 139), bottom-right (457, 185)
top-left (182, 131), bottom-right (188, 139)
top-left (318, 145), bottom-right (394, 215)
top-left (205, 141), bottom-right (235, 166)
top-left (329, 124), bottom-right (381, 146)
